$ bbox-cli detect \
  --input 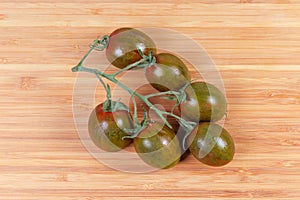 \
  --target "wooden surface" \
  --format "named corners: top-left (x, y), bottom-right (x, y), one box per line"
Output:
top-left (1, 0), bottom-right (300, 199)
